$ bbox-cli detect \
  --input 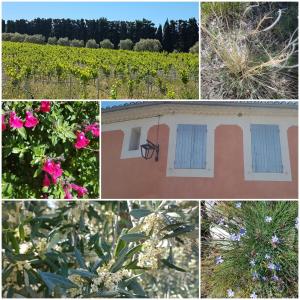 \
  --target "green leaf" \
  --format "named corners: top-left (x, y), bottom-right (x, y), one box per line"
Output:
top-left (110, 246), bottom-right (129, 273)
top-left (125, 244), bottom-right (143, 260)
top-left (161, 259), bottom-right (186, 272)
top-left (33, 167), bottom-right (42, 178)
top-left (74, 248), bottom-right (87, 269)
top-left (12, 147), bottom-right (21, 154)
top-left (19, 224), bottom-right (25, 241)
top-left (160, 222), bottom-right (186, 232)
top-left (65, 104), bottom-right (74, 112)
top-left (127, 278), bottom-right (146, 297)
top-left (162, 225), bottom-right (195, 239)
top-left (17, 127), bottom-right (27, 139)
top-left (8, 232), bottom-right (19, 254)
top-left (65, 131), bottom-right (76, 139)
top-left (114, 228), bottom-right (128, 257)
top-left (38, 271), bottom-right (78, 291)
top-left (120, 233), bottom-right (146, 243)
top-left (127, 224), bottom-right (142, 234)
top-left (130, 209), bottom-right (152, 219)
top-left (7, 286), bottom-right (14, 298)
top-left (42, 186), bottom-right (49, 193)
